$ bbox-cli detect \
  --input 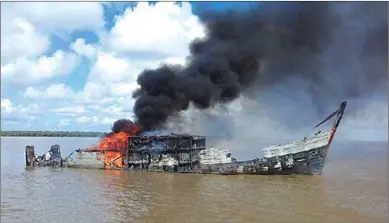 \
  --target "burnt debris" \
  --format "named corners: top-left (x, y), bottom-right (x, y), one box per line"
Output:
top-left (127, 134), bottom-right (206, 172)
top-left (25, 144), bottom-right (64, 168)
